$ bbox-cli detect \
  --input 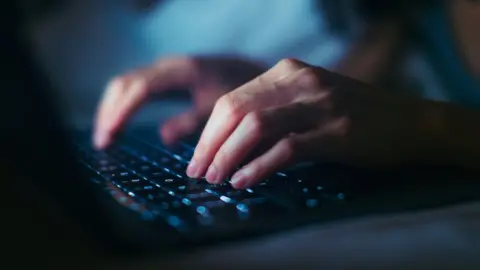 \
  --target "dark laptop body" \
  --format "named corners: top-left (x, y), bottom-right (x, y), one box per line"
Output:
top-left (2, 1), bottom-right (480, 267)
